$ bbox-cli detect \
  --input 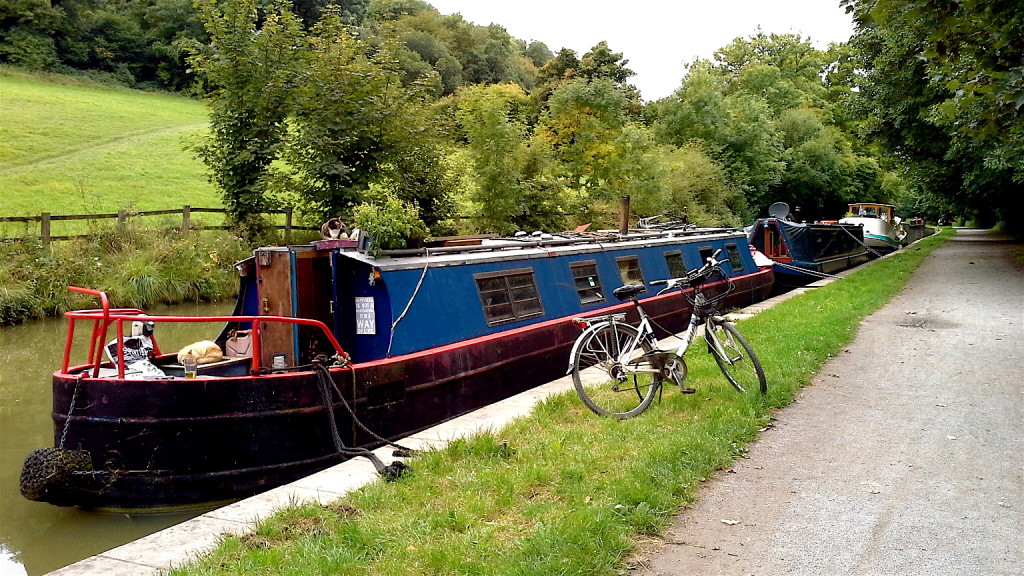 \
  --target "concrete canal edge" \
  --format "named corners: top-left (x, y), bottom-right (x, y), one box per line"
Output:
top-left (43, 375), bottom-right (584, 576)
top-left (48, 237), bottom-right (927, 576)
